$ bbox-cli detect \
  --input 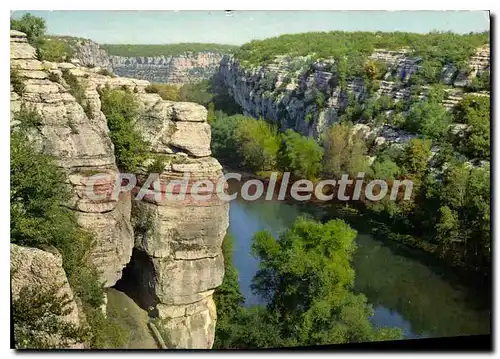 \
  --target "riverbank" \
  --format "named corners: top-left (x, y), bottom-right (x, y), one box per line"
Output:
top-left (227, 191), bottom-right (491, 338)
top-left (222, 166), bottom-right (490, 288)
